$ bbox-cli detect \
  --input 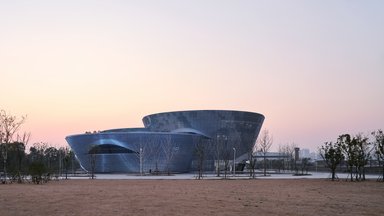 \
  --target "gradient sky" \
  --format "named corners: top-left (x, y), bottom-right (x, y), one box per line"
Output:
top-left (1, 0), bottom-right (383, 152)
